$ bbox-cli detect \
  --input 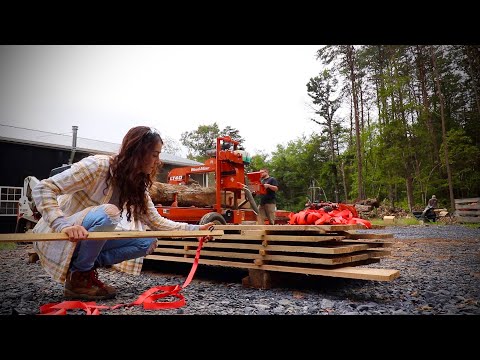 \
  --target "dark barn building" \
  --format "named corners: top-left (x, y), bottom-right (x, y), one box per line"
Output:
top-left (0, 125), bottom-right (201, 233)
